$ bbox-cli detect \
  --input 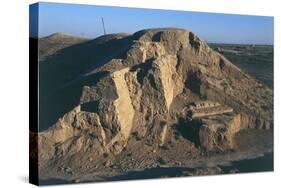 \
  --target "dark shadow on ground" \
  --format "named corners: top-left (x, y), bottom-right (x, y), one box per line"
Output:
top-left (39, 152), bottom-right (273, 185)
top-left (174, 118), bottom-right (202, 147)
top-left (220, 152), bottom-right (273, 173)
